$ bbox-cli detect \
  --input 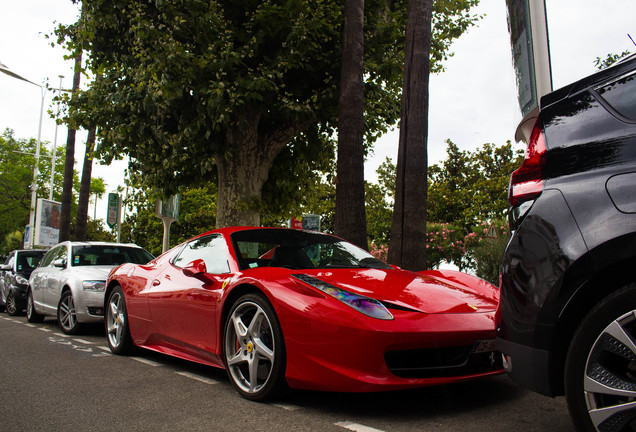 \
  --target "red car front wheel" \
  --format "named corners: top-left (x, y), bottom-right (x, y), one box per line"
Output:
top-left (223, 293), bottom-right (287, 401)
